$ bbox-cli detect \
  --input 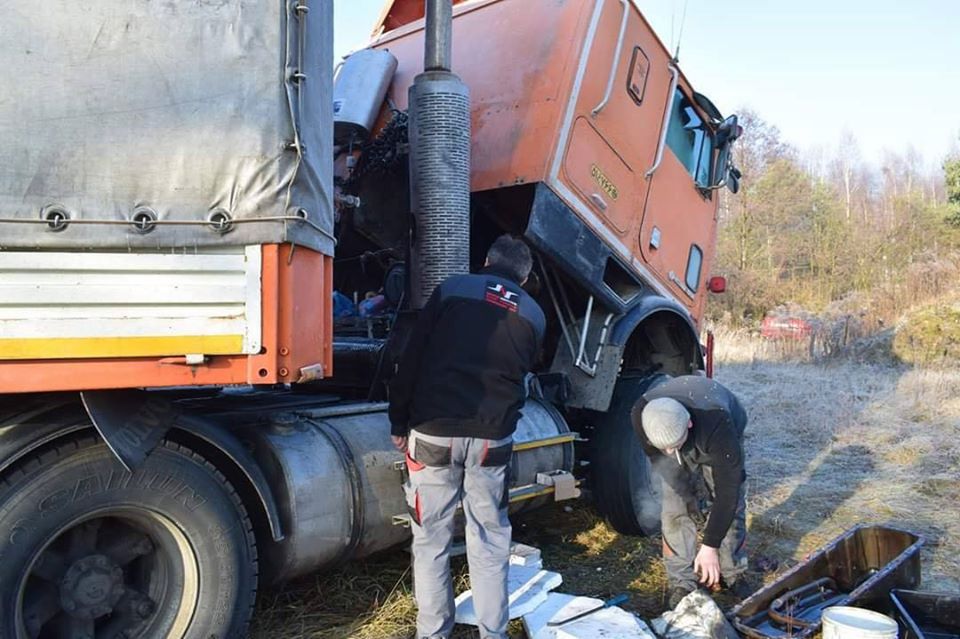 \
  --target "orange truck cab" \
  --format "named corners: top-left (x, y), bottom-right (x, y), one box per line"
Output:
top-left (376, 0), bottom-right (734, 322)
top-left (350, 0), bottom-right (741, 410)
